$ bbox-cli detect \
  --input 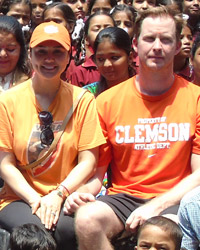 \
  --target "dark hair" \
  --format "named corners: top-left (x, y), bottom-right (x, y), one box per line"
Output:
top-left (10, 223), bottom-right (57, 250)
top-left (94, 26), bottom-right (132, 55)
top-left (4, 0), bottom-right (32, 15)
top-left (134, 5), bottom-right (183, 42)
top-left (88, 0), bottom-right (117, 15)
top-left (110, 4), bottom-right (136, 22)
top-left (94, 26), bottom-right (135, 90)
top-left (191, 34), bottom-right (200, 59)
top-left (43, 2), bottom-right (76, 30)
top-left (0, 15), bottom-right (31, 78)
top-left (137, 216), bottom-right (183, 250)
top-left (74, 11), bottom-right (115, 66)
